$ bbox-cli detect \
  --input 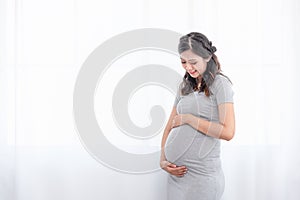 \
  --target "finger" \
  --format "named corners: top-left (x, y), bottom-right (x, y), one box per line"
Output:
top-left (177, 166), bottom-right (187, 170)
top-left (179, 169), bottom-right (188, 174)
top-left (174, 167), bottom-right (187, 175)
top-left (171, 168), bottom-right (186, 175)
top-left (169, 168), bottom-right (183, 175)
top-left (178, 172), bottom-right (185, 176)
top-left (167, 163), bottom-right (177, 168)
top-left (171, 169), bottom-right (185, 177)
top-left (168, 167), bottom-right (178, 172)
top-left (175, 171), bottom-right (185, 175)
top-left (179, 169), bottom-right (187, 174)
top-left (181, 167), bottom-right (188, 172)
top-left (168, 165), bottom-right (187, 172)
top-left (169, 166), bottom-right (186, 173)
top-left (173, 171), bottom-right (184, 176)
top-left (176, 173), bottom-right (185, 177)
